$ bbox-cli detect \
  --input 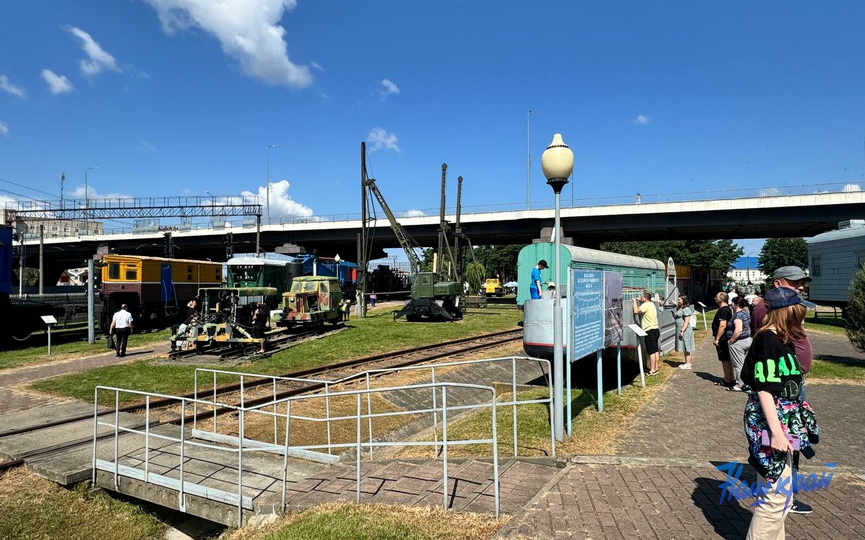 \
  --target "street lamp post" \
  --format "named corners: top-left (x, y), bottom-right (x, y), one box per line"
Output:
top-left (541, 133), bottom-right (574, 442)
top-left (84, 166), bottom-right (97, 234)
top-left (265, 144), bottom-right (277, 224)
